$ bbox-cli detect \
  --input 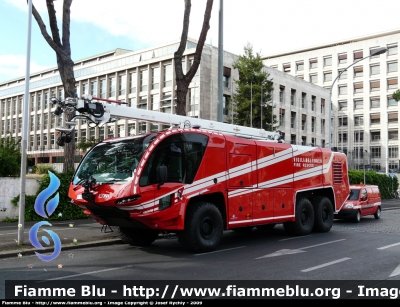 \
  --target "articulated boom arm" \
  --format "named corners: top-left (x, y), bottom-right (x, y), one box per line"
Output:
top-left (52, 95), bottom-right (282, 145)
